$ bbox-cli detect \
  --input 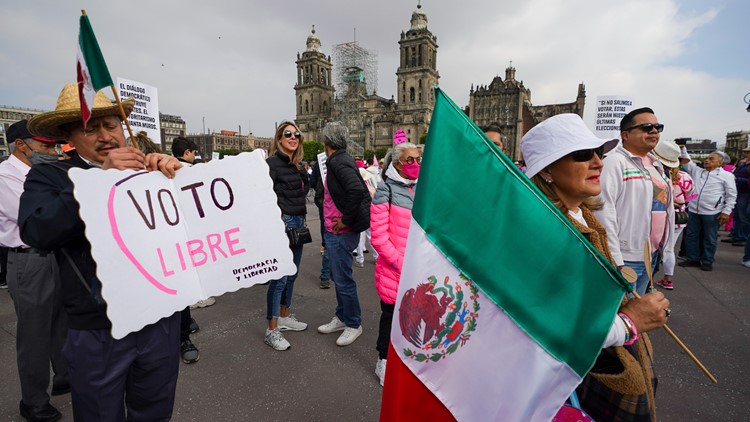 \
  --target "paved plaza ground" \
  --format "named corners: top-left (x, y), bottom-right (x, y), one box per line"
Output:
top-left (1, 204), bottom-right (748, 421)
